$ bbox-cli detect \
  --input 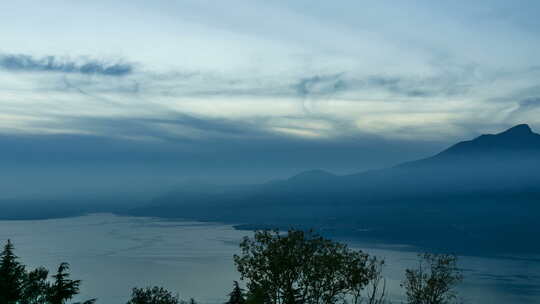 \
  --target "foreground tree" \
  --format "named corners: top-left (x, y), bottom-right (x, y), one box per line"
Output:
top-left (234, 229), bottom-right (386, 304)
top-left (126, 286), bottom-right (180, 304)
top-left (0, 240), bottom-right (95, 304)
top-left (245, 284), bottom-right (271, 304)
top-left (20, 266), bottom-right (50, 304)
top-left (47, 263), bottom-right (90, 304)
top-left (226, 281), bottom-right (246, 304)
top-left (346, 256), bottom-right (386, 304)
top-left (0, 239), bottom-right (26, 304)
top-left (401, 253), bottom-right (462, 304)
